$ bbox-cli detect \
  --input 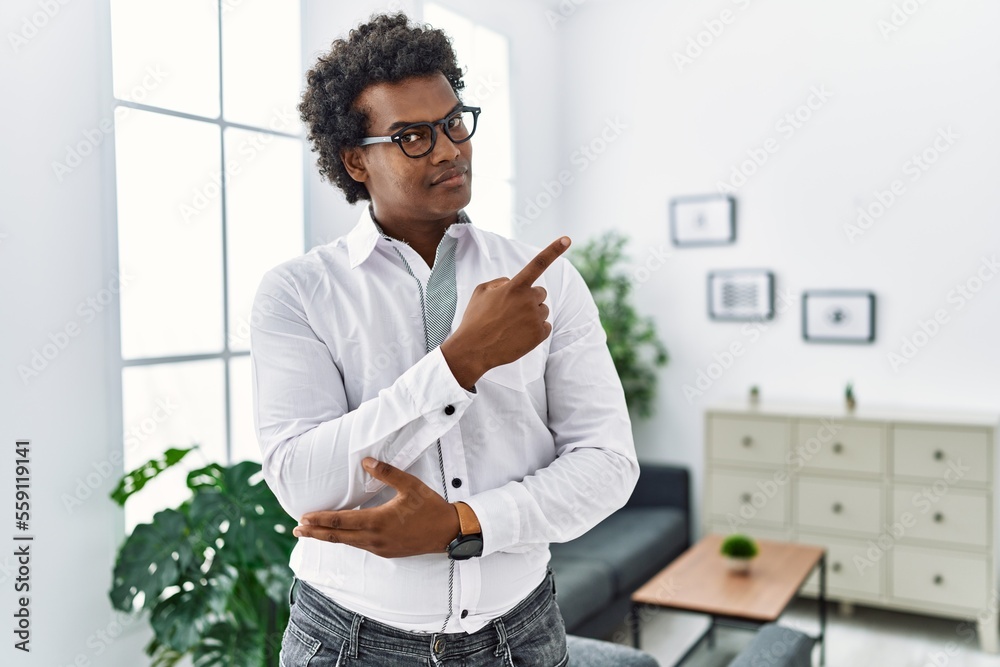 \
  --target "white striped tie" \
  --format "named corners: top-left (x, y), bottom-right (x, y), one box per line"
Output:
top-left (423, 233), bottom-right (458, 351)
